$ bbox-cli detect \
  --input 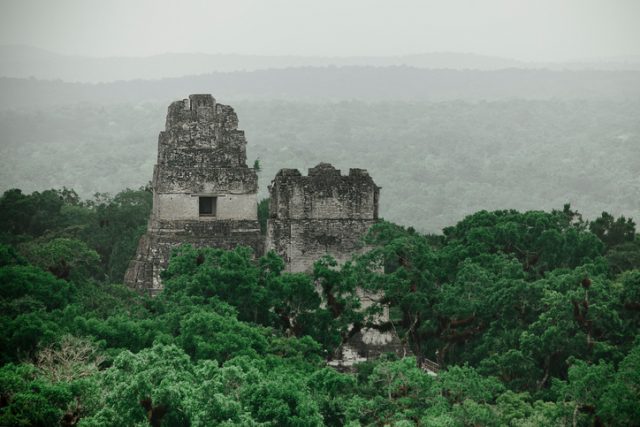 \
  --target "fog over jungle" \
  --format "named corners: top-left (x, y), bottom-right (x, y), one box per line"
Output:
top-left (1, 0), bottom-right (639, 232)
top-left (3, 3), bottom-right (640, 426)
